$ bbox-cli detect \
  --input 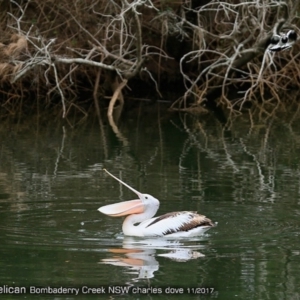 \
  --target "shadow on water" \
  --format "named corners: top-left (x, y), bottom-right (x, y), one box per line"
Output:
top-left (0, 103), bottom-right (300, 299)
